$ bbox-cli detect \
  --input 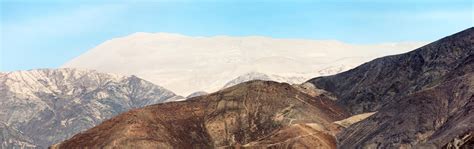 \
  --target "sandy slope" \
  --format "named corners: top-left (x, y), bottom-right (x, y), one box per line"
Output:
top-left (63, 33), bottom-right (425, 95)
